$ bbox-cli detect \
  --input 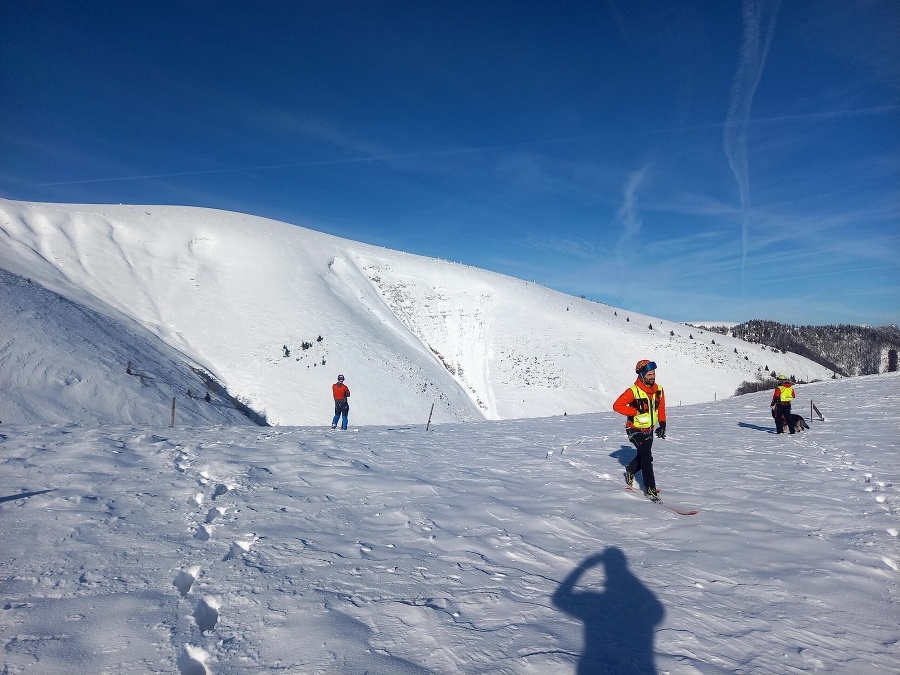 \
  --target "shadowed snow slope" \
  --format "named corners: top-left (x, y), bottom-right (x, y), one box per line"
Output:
top-left (0, 374), bottom-right (897, 673)
top-left (1, 198), bottom-right (834, 425)
top-left (0, 268), bottom-right (252, 426)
